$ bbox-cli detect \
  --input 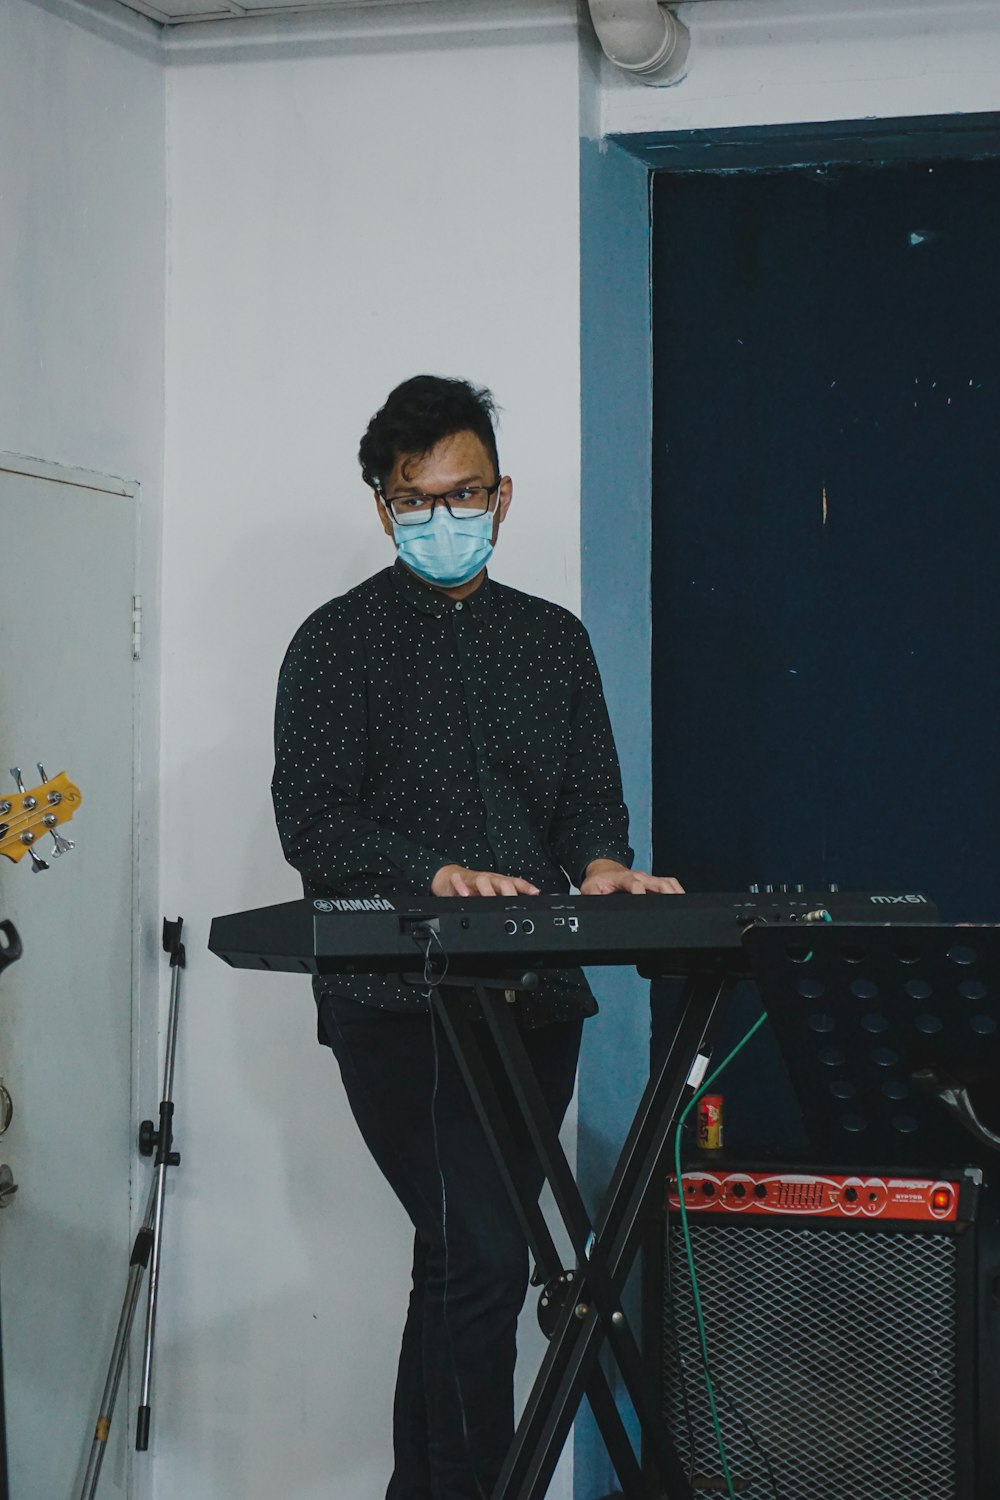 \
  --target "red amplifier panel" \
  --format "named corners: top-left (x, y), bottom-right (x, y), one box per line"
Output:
top-left (666, 1170), bottom-right (961, 1222)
